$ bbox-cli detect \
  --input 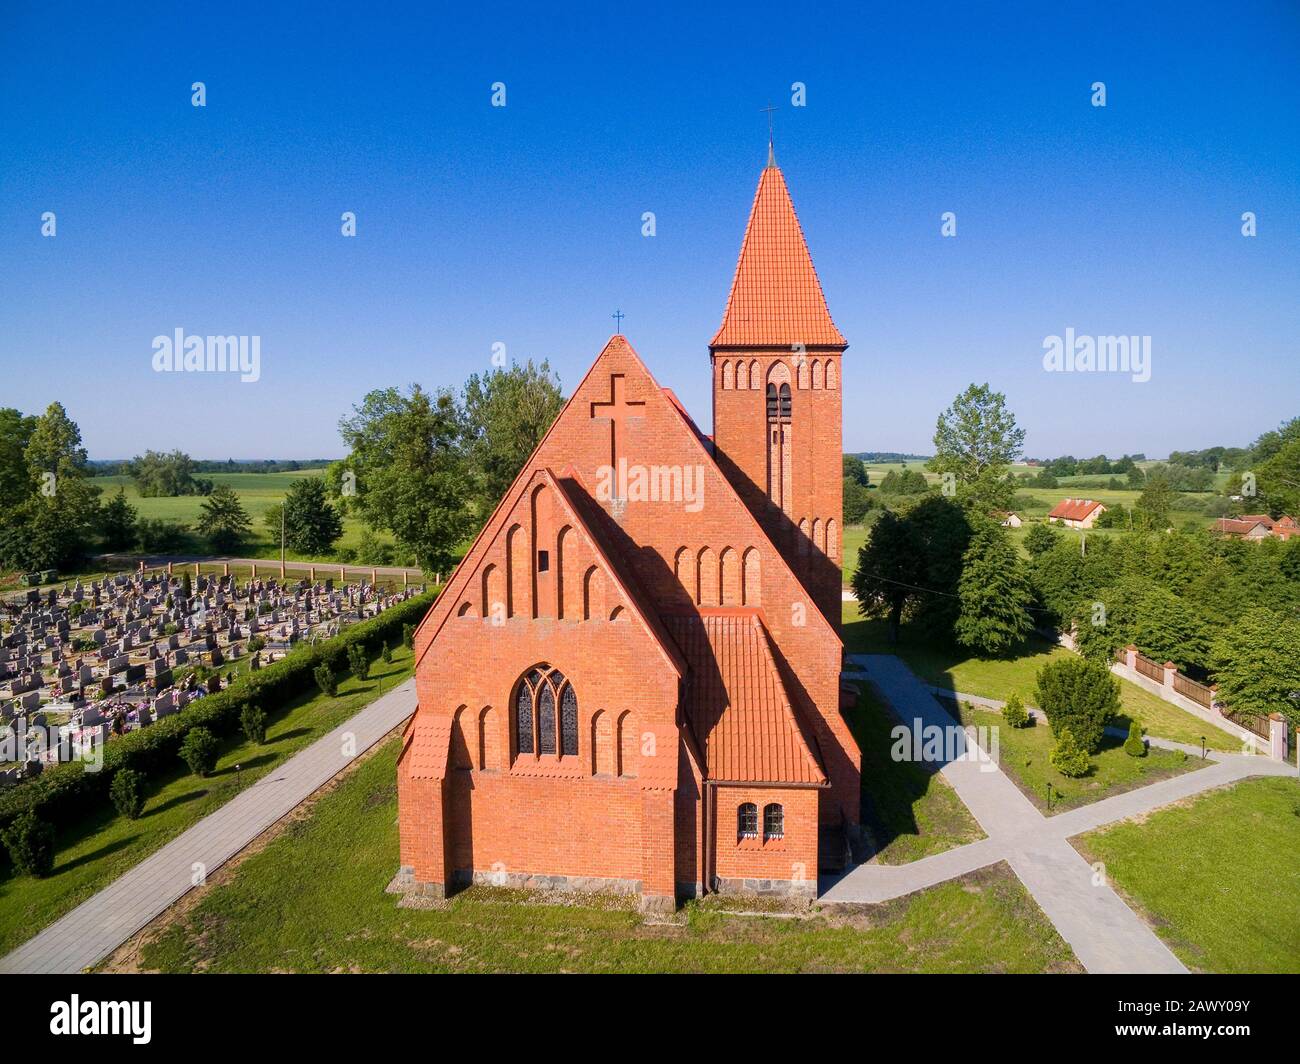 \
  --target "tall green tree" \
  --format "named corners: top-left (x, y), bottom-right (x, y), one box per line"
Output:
top-left (954, 523), bottom-right (1035, 655)
top-left (927, 383), bottom-right (1025, 513)
top-left (100, 487), bottom-right (139, 552)
top-left (281, 476), bottom-right (343, 556)
top-left (1035, 657), bottom-right (1120, 753)
top-left (1210, 608), bottom-right (1300, 727)
top-left (339, 385), bottom-right (474, 575)
top-left (0, 407), bottom-right (36, 510)
top-left (461, 361), bottom-right (564, 515)
top-left (851, 510), bottom-right (922, 643)
top-left (1134, 472), bottom-right (1177, 530)
top-left (198, 483), bottom-right (252, 553)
